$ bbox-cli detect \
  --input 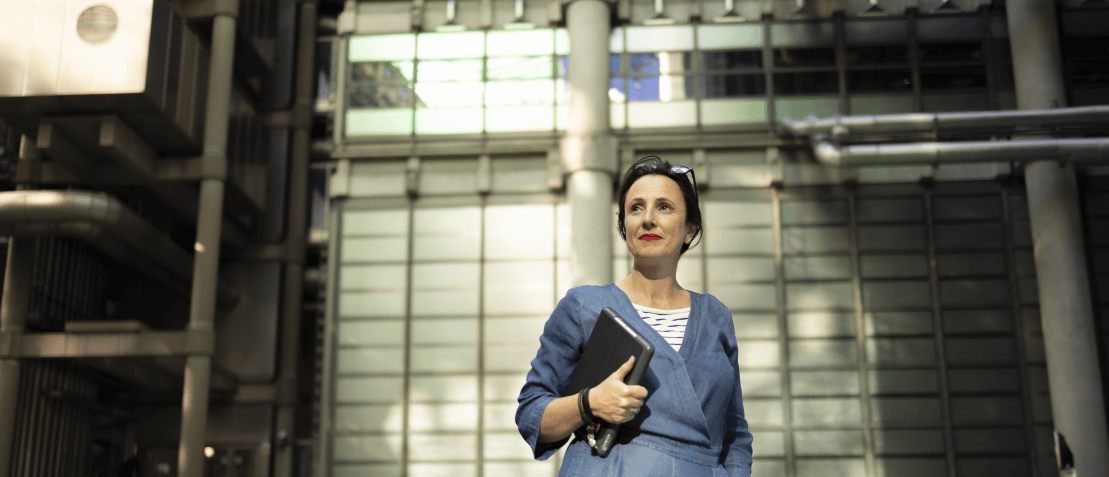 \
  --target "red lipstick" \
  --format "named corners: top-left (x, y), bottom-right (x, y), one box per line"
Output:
top-left (639, 234), bottom-right (662, 241)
